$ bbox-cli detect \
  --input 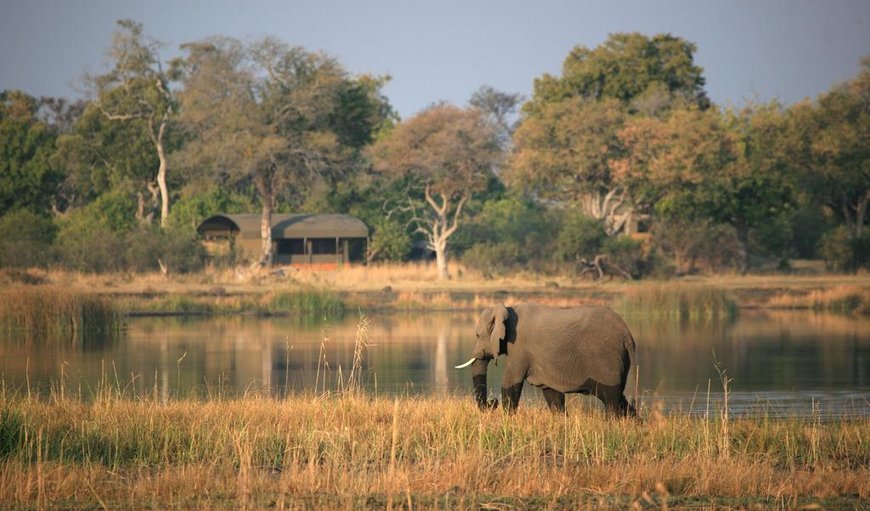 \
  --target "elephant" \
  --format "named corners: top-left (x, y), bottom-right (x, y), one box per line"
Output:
top-left (455, 303), bottom-right (637, 416)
